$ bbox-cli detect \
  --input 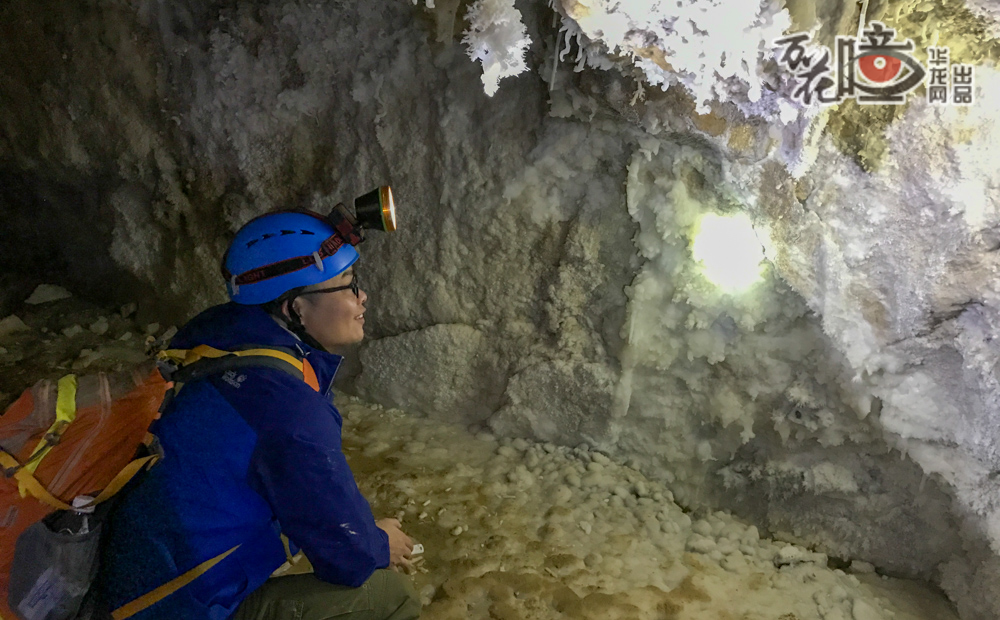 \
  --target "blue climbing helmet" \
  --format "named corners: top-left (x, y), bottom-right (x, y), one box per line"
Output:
top-left (222, 211), bottom-right (359, 305)
top-left (221, 187), bottom-right (397, 305)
